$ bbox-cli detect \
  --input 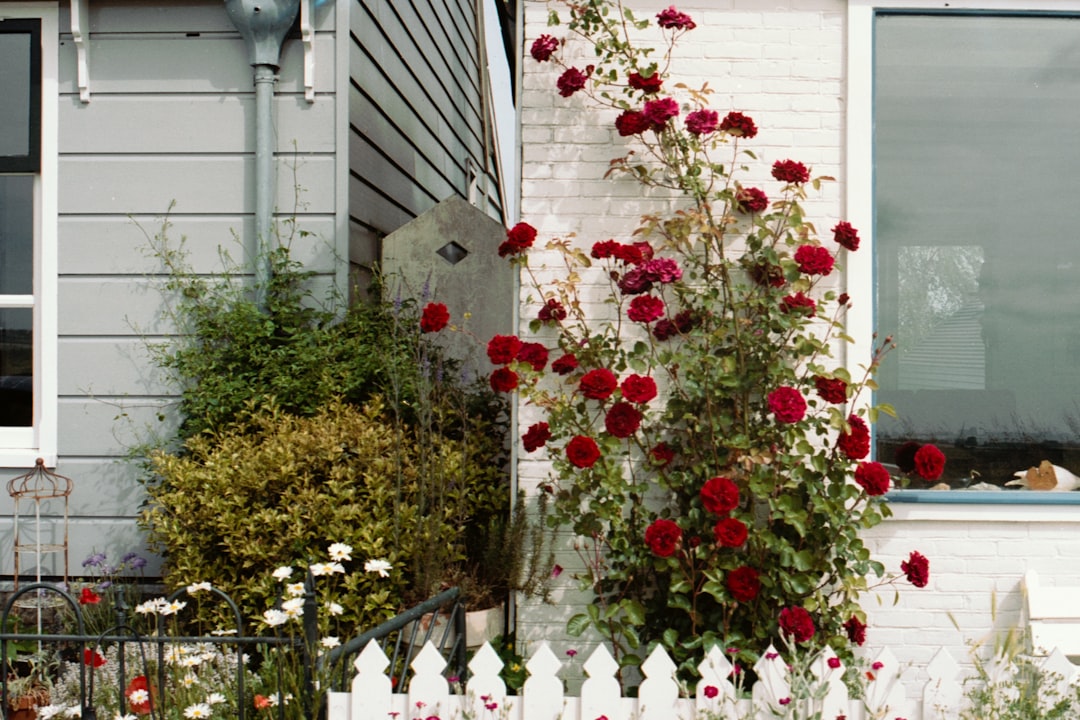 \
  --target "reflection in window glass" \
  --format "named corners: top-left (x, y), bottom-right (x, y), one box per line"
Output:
top-left (0, 31), bottom-right (31, 158)
top-left (0, 308), bottom-right (32, 427)
top-left (875, 13), bottom-right (1080, 487)
top-left (0, 175), bottom-right (34, 295)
